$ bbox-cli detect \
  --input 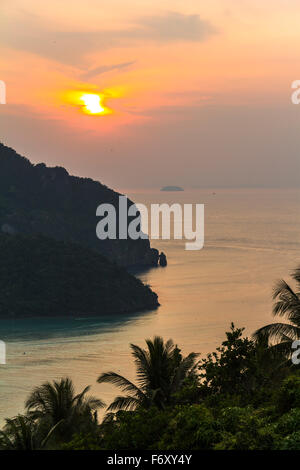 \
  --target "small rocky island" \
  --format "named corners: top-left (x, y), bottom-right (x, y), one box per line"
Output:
top-left (160, 186), bottom-right (184, 192)
top-left (159, 252), bottom-right (167, 267)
